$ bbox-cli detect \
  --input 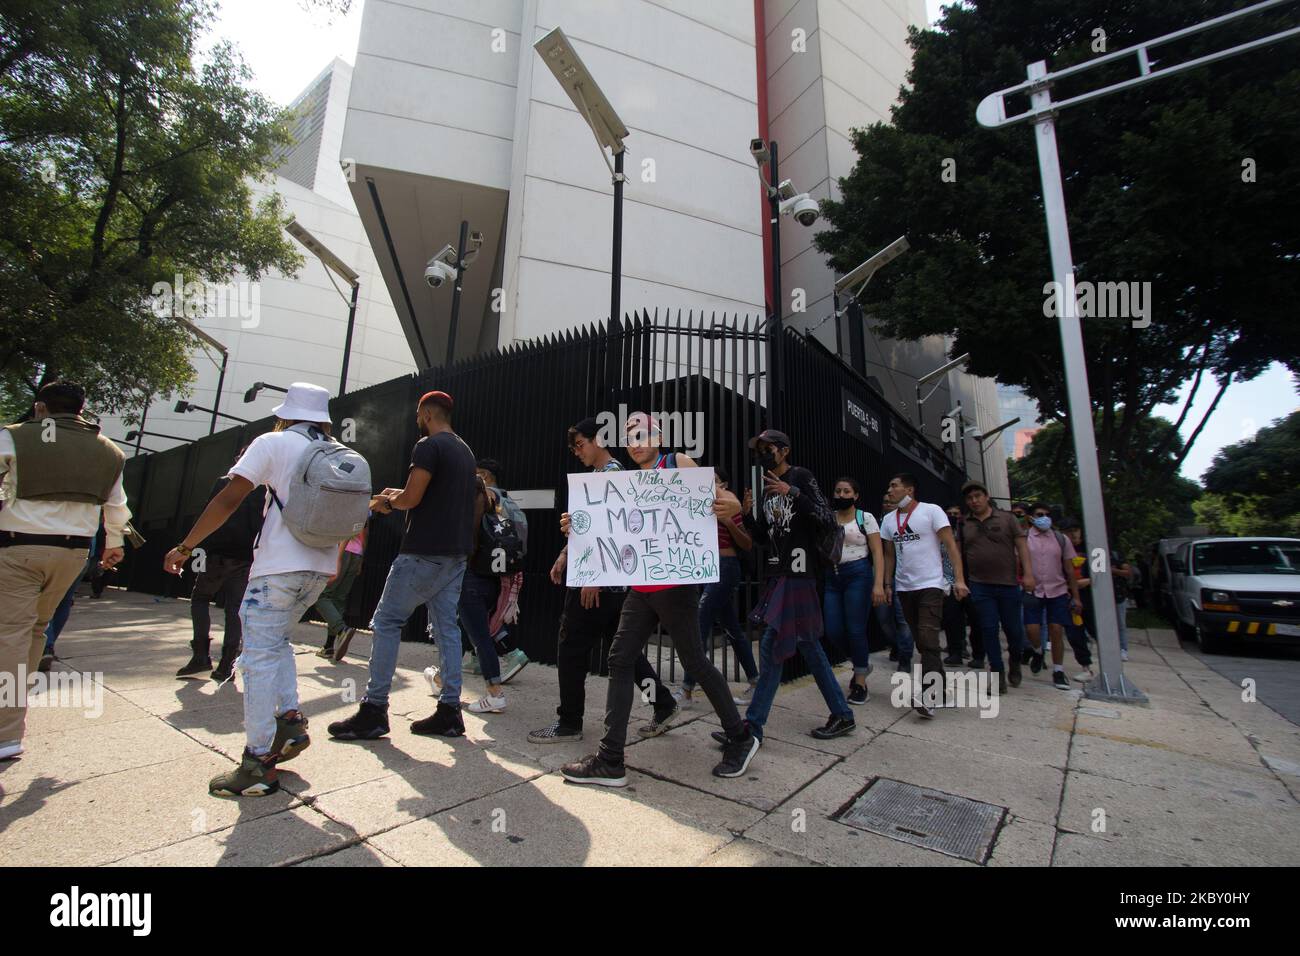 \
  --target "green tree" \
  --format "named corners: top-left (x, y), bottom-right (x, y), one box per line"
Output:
top-left (1008, 412), bottom-right (1200, 553)
top-left (0, 0), bottom-right (303, 420)
top-left (1193, 492), bottom-right (1300, 537)
top-left (816, 0), bottom-right (1300, 489)
top-left (1201, 409), bottom-right (1300, 522)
